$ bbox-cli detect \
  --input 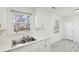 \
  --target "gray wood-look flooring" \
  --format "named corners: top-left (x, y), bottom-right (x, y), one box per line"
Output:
top-left (51, 39), bottom-right (79, 52)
